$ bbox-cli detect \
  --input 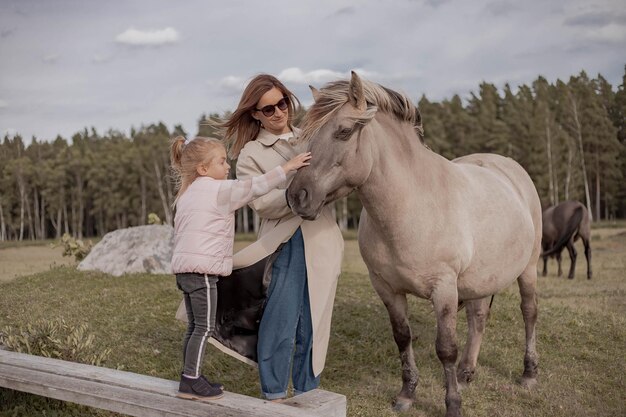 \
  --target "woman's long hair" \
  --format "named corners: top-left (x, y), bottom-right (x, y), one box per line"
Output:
top-left (220, 74), bottom-right (300, 159)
